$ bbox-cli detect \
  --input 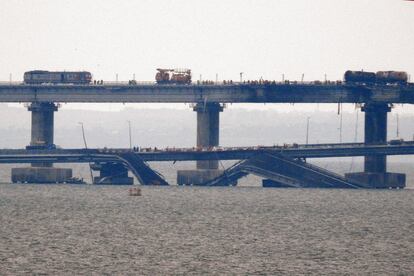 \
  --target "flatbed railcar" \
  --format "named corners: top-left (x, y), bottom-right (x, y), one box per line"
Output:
top-left (23, 70), bottom-right (92, 84)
